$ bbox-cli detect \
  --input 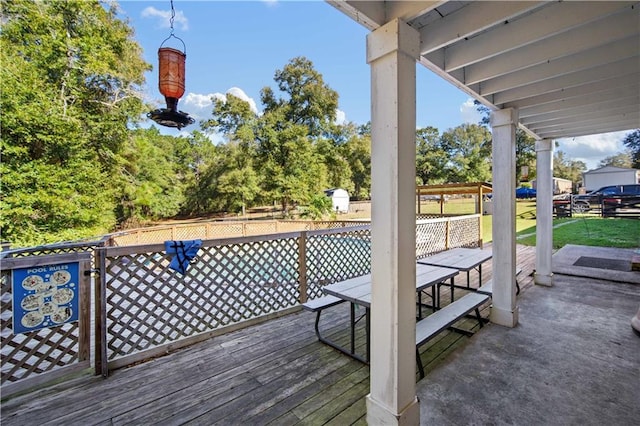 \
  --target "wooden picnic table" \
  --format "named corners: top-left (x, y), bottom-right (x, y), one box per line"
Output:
top-left (320, 263), bottom-right (459, 362)
top-left (417, 247), bottom-right (492, 303)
